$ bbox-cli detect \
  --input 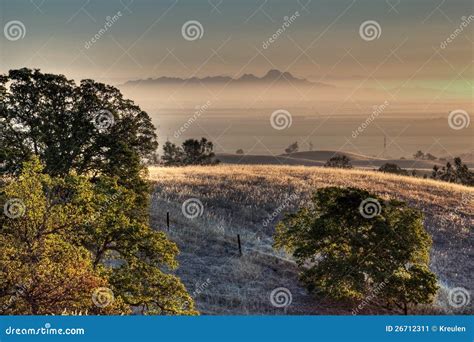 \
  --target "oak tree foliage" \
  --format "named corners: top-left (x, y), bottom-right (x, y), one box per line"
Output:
top-left (274, 187), bottom-right (438, 314)
top-left (0, 159), bottom-right (197, 315)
